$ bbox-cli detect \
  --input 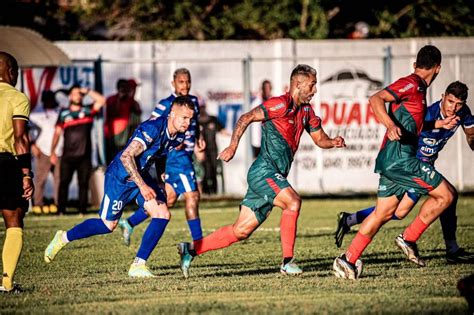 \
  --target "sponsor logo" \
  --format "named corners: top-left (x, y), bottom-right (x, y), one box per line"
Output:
top-left (378, 185), bottom-right (387, 191)
top-left (399, 83), bottom-right (414, 93)
top-left (156, 104), bottom-right (166, 111)
top-left (142, 131), bottom-right (153, 143)
top-left (270, 103), bottom-right (284, 111)
top-left (422, 138), bottom-right (437, 146)
top-left (288, 119), bottom-right (294, 124)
